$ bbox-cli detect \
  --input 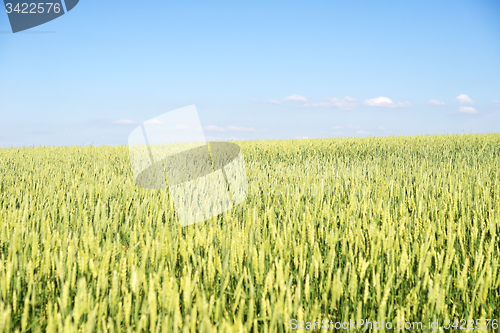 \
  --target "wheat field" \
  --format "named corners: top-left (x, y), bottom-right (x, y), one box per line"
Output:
top-left (0, 133), bottom-right (499, 332)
